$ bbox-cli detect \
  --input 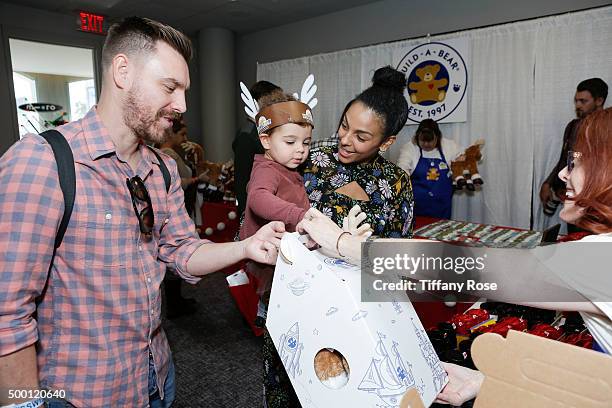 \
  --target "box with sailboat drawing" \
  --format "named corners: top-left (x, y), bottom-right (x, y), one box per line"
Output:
top-left (266, 233), bottom-right (448, 407)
